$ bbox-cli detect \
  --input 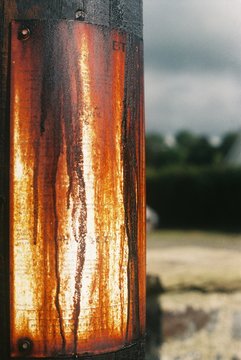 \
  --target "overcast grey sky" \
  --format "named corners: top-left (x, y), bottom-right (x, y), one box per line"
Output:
top-left (143, 0), bottom-right (241, 136)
